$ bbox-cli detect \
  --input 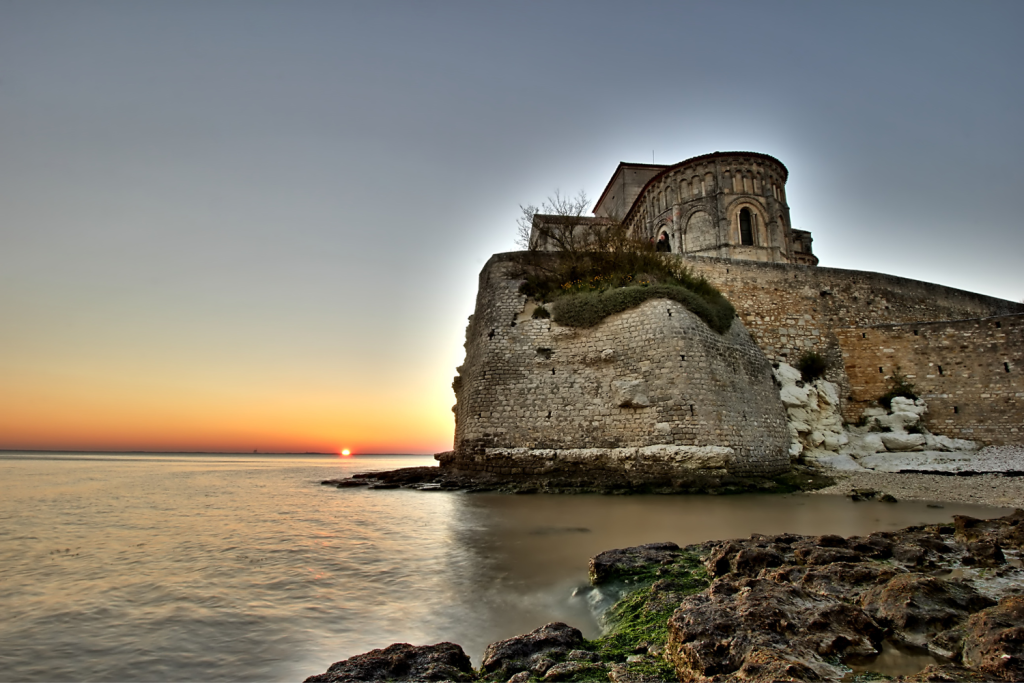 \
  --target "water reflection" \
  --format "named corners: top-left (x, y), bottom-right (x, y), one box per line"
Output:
top-left (434, 492), bottom-right (1011, 665)
top-left (844, 640), bottom-right (943, 679)
top-left (0, 453), bottom-right (1010, 682)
